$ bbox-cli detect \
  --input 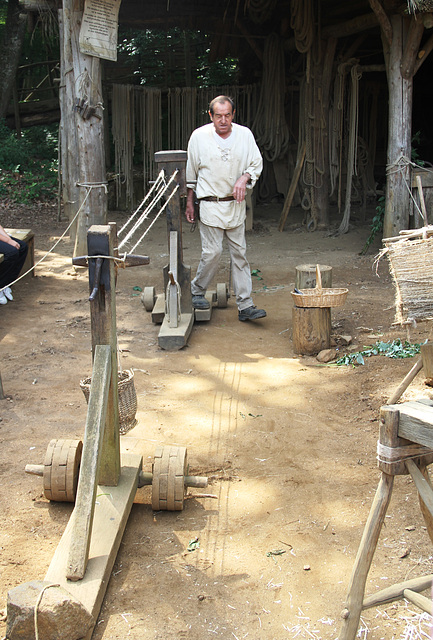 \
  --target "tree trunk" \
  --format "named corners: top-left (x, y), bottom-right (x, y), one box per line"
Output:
top-left (0, 0), bottom-right (27, 120)
top-left (383, 15), bottom-right (414, 238)
top-left (60, 0), bottom-right (107, 257)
